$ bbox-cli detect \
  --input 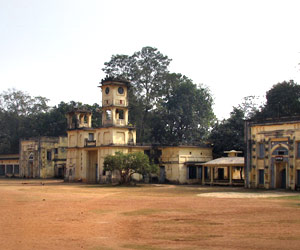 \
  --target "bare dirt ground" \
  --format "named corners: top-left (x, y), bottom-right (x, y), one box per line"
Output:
top-left (0, 180), bottom-right (300, 250)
